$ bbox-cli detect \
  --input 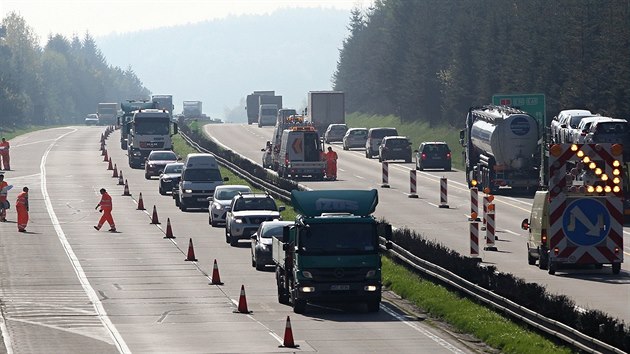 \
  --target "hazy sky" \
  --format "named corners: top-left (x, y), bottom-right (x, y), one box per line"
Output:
top-left (2, 0), bottom-right (373, 43)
